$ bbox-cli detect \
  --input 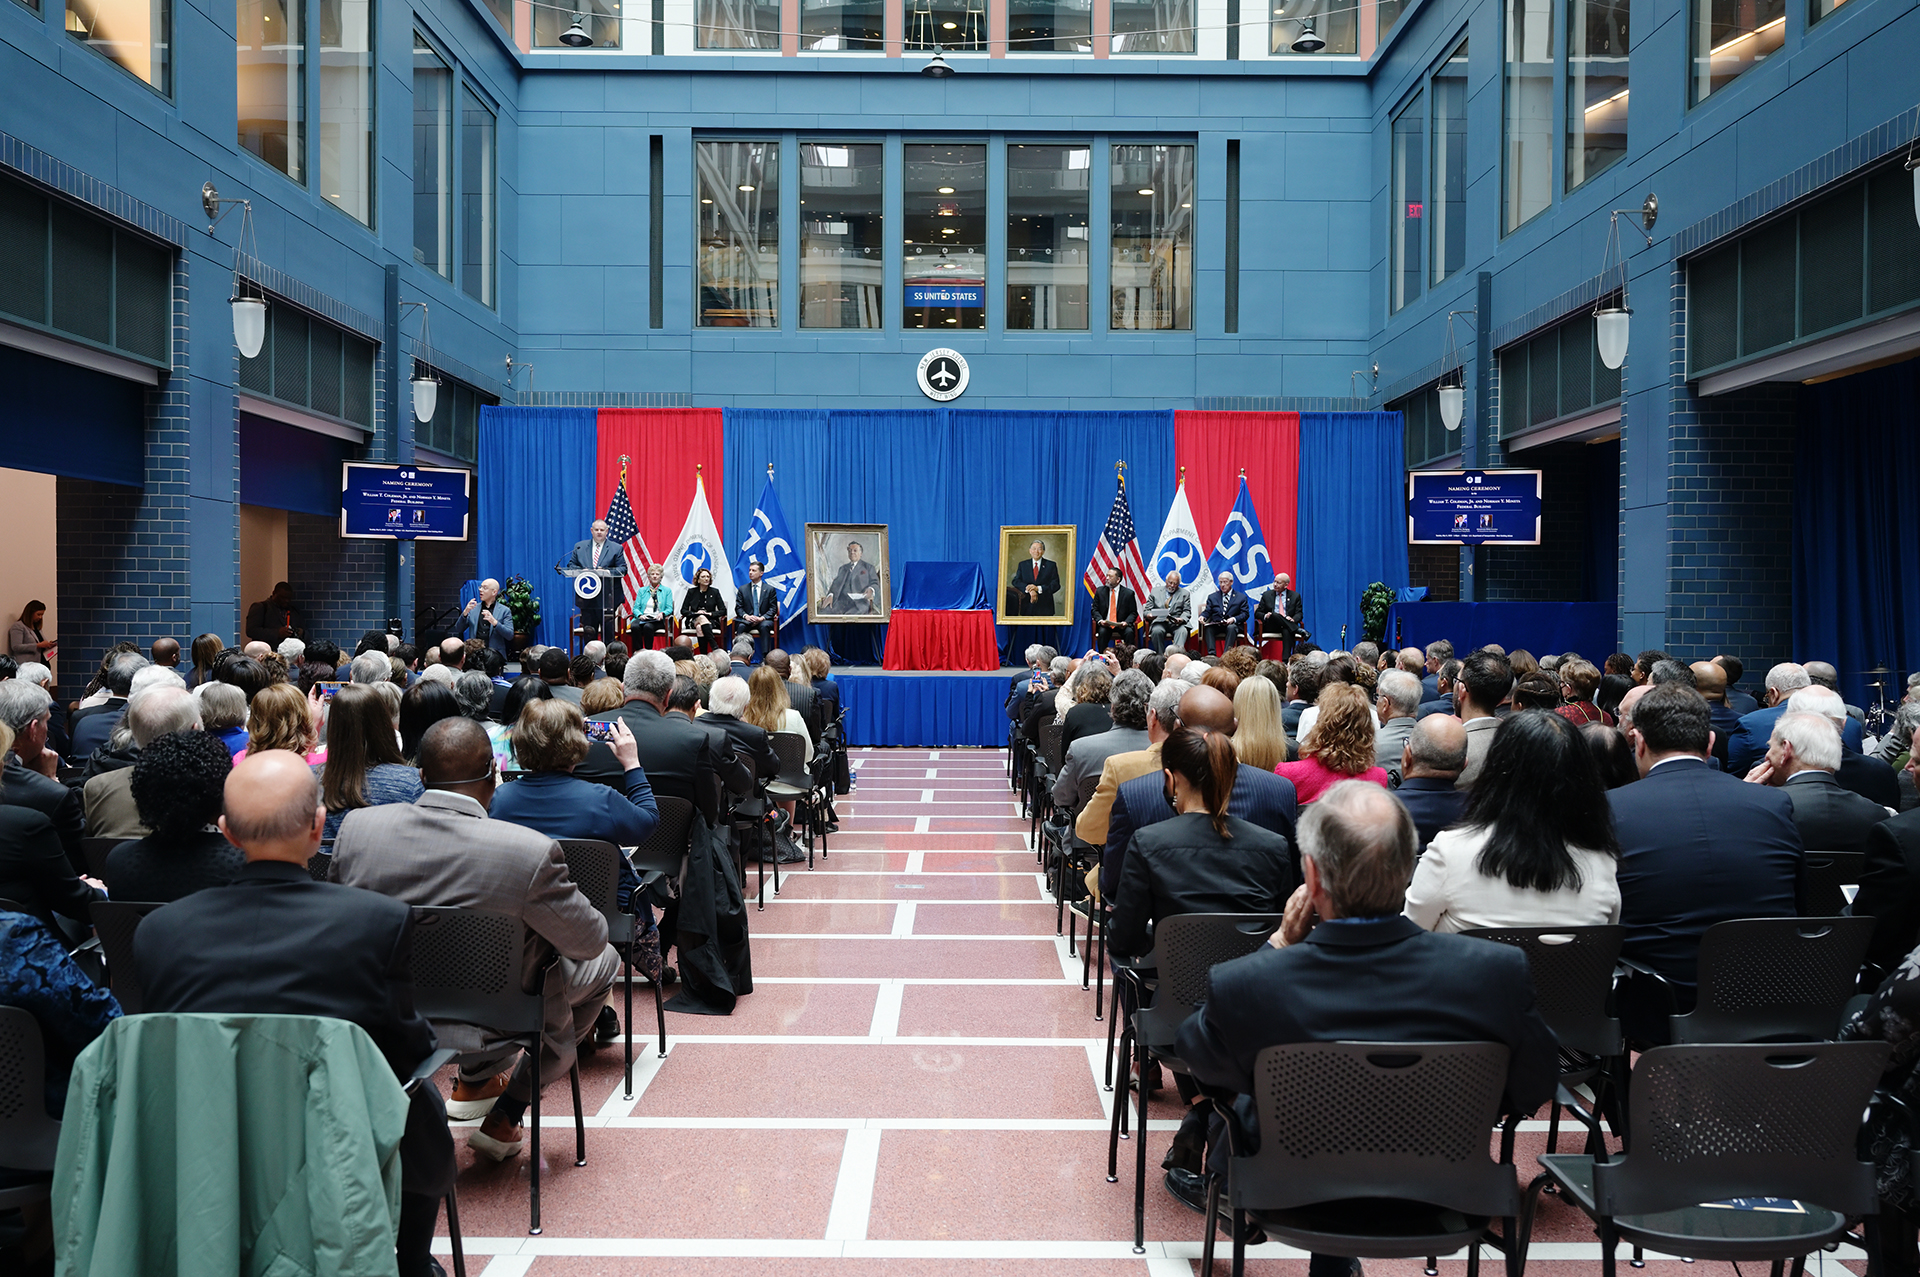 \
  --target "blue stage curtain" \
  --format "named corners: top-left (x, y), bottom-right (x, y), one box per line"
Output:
top-left (1297, 412), bottom-right (1410, 651)
top-left (1792, 359), bottom-right (1920, 709)
top-left (478, 406), bottom-right (598, 650)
